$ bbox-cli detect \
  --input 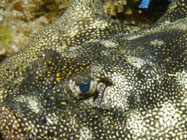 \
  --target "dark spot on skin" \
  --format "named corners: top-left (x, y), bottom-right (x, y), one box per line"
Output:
top-left (136, 71), bottom-right (146, 80)
top-left (47, 130), bottom-right (55, 137)
top-left (0, 132), bottom-right (5, 140)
